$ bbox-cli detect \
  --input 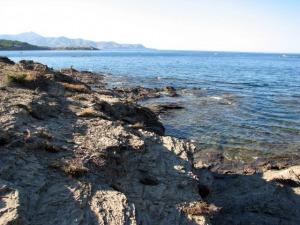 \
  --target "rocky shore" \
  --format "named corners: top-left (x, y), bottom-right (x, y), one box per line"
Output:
top-left (0, 57), bottom-right (300, 225)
